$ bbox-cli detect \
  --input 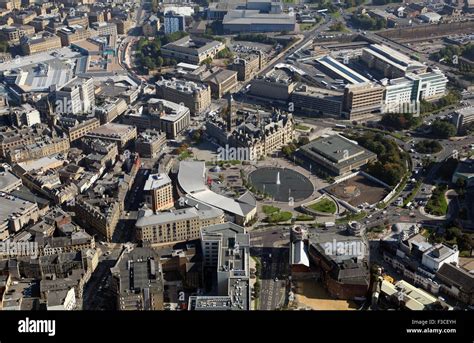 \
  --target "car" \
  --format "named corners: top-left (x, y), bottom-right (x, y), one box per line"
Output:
top-left (274, 277), bottom-right (279, 282)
